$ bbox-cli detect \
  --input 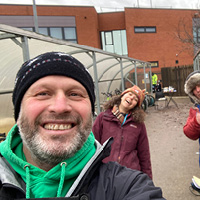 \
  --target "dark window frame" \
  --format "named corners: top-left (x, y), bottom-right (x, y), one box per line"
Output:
top-left (134, 26), bottom-right (156, 33)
